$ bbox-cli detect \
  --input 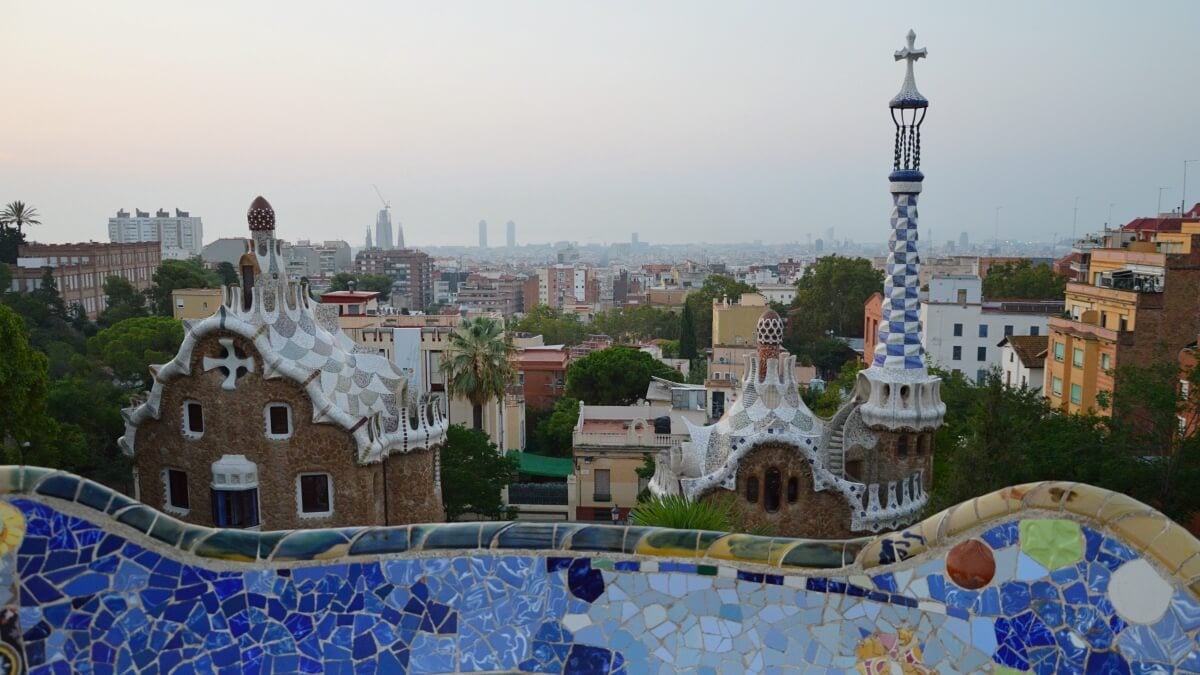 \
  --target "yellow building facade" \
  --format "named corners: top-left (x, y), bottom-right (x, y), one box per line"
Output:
top-left (170, 288), bottom-right (223, 320)
top-left (1046, 230), bottom-right (1200, 415)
